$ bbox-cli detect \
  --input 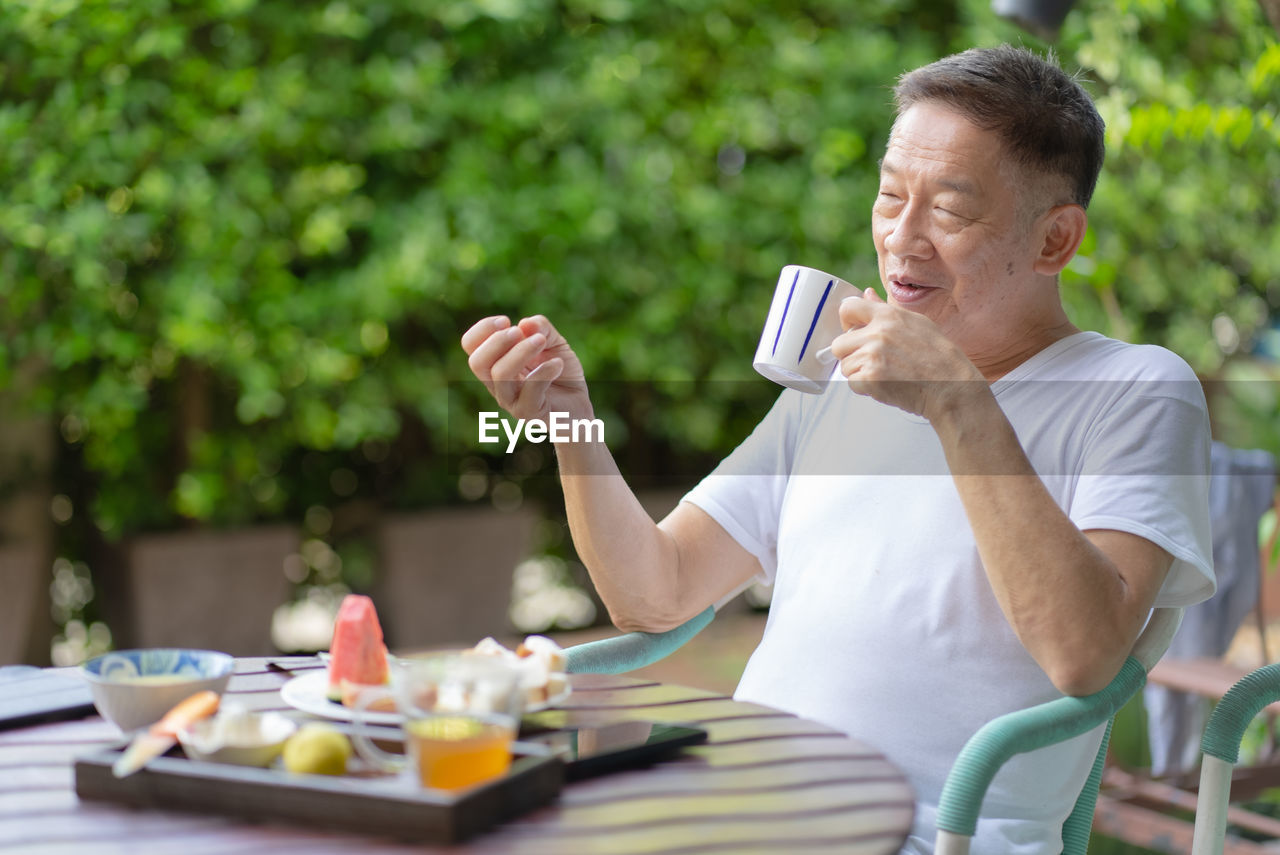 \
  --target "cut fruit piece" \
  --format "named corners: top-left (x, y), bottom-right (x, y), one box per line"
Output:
top-left (339, 678), bottom-right (398, 712)
top-left (326, 594), bottom-right (390, 702)
top-left (282, 722), bottom-right (351, 776)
